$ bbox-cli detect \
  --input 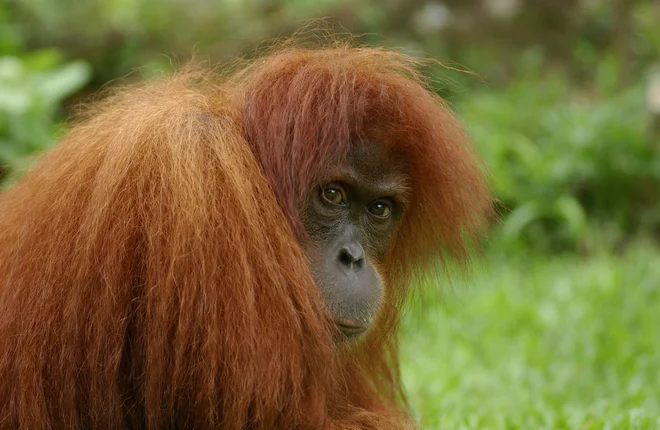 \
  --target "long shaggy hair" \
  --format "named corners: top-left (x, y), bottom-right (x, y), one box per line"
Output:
top-left (0, 40), bottom-right (492, 429)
